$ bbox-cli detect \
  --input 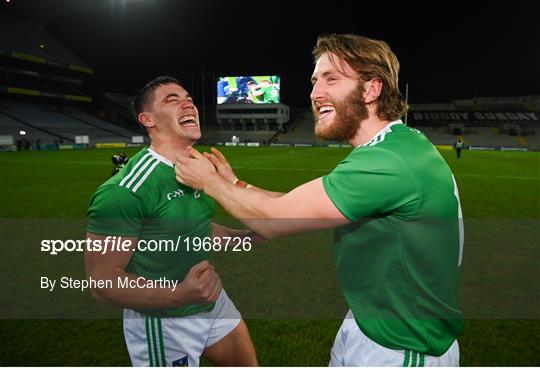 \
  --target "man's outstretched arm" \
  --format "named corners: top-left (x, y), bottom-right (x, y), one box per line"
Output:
top-left (204, 147), bottom-right (283, 198)
top-left (211, 222), bottom-right (266, 244)
top-left (176, 147), bottom-right (349, 239)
